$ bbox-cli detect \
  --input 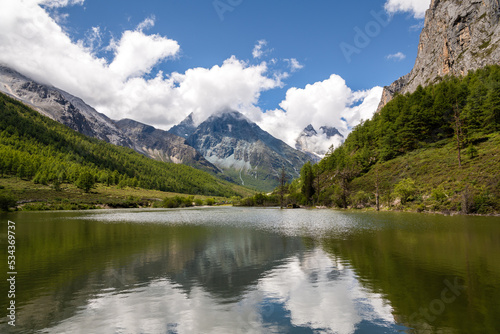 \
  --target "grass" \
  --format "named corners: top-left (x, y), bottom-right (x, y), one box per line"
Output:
top-left (349, 133), bottom-right (500, 214)
top-left (0, 176), bottom-right (255, 211)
